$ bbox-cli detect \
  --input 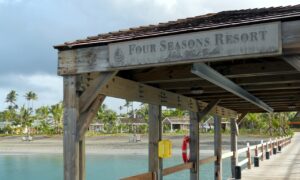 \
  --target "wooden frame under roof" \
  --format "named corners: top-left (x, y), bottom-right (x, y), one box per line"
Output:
top-left (54, 4), bottom-right (300, 180)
